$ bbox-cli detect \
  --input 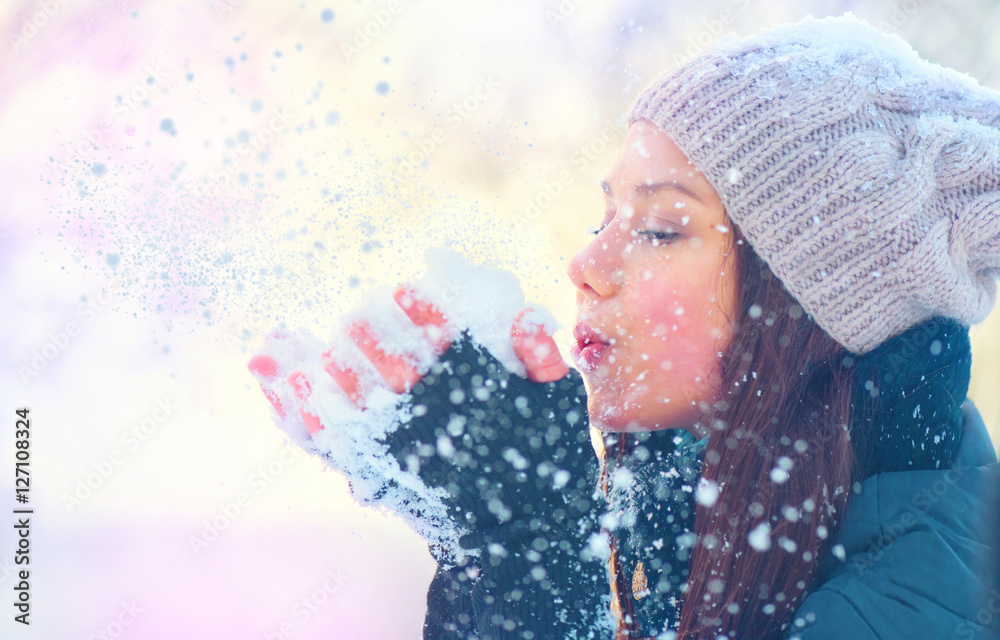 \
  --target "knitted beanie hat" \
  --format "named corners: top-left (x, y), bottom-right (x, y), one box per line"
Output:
top-left (627, 14), bottom-right (1000, 354)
